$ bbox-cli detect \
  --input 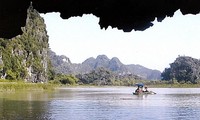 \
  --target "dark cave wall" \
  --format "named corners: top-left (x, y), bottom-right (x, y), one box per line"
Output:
top-left (0, 0), bottom-right (30, 38)
top-left (1, 0), bottom-right (200, 39)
